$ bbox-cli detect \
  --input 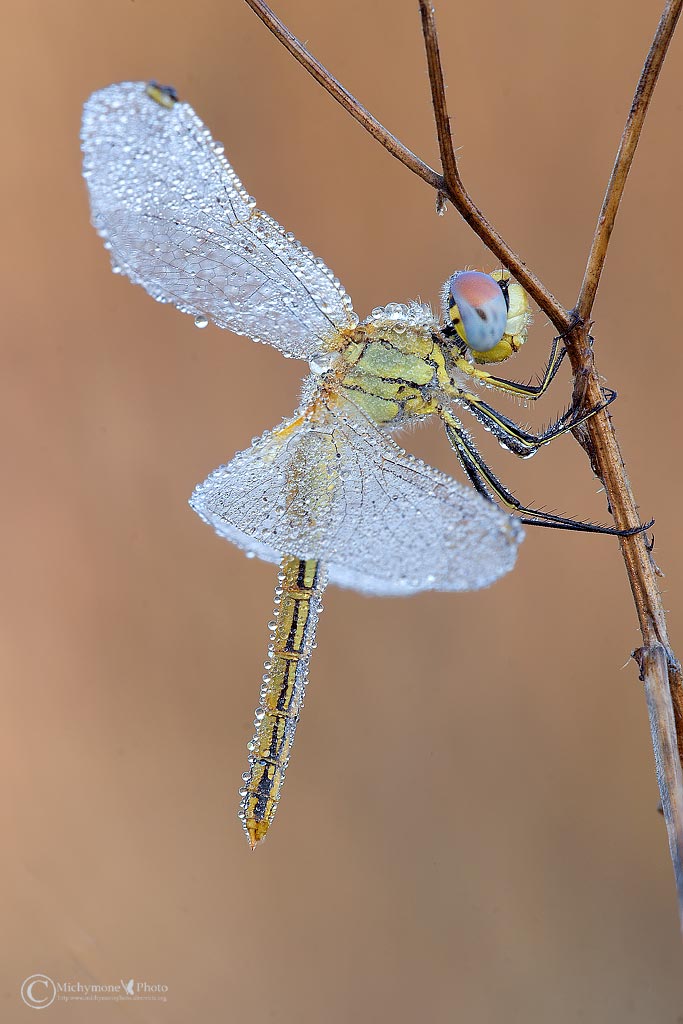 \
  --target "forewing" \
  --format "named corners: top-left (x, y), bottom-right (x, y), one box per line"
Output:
top-left (81, 82), bottom-right (357, 359)
top-left (190, 390), bottom-right (523, 595)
